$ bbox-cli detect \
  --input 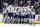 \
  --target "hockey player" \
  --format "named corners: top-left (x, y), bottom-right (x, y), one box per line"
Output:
top-left (6, 5), bottom-right (15, 23)
top-left (12, 1), bottom-right (19, 23)
top-left (21, 7), bottom-right (26, 24)
top-left (4, 1), bottom-right (9, 7)
top-left (16, 7), bottom-right (23, 23)
top-left (31, 6), bottom-right (36, 24)
top-left (34, 2), bottom-right (39, 14)
top-left (17, 1), bottom-right (25, 24)
top-left (25, 7), bottom-right (31, 24)
top-left (3, 4), bottom-right (9, 23)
